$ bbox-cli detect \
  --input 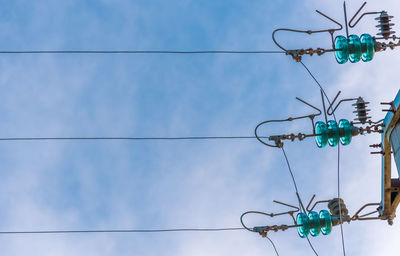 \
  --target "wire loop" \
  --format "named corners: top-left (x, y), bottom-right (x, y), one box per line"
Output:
top-left (255, 97), bottom-right (321, 148)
